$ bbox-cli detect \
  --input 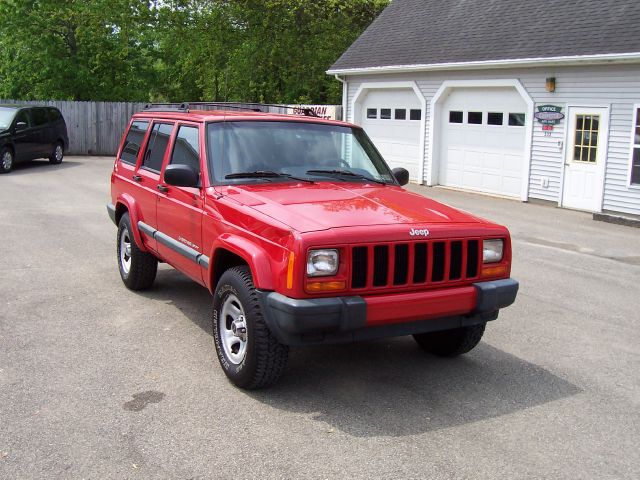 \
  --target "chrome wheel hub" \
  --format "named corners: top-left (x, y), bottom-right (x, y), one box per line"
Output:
top-left (2, 151), bottom-right (12, 170)
top-left (119, 227), bottom-right (132, 275)
top-left (55, 145), bottom-right (63, 162)
top-left (219, 294), bottom-right (248, 364)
